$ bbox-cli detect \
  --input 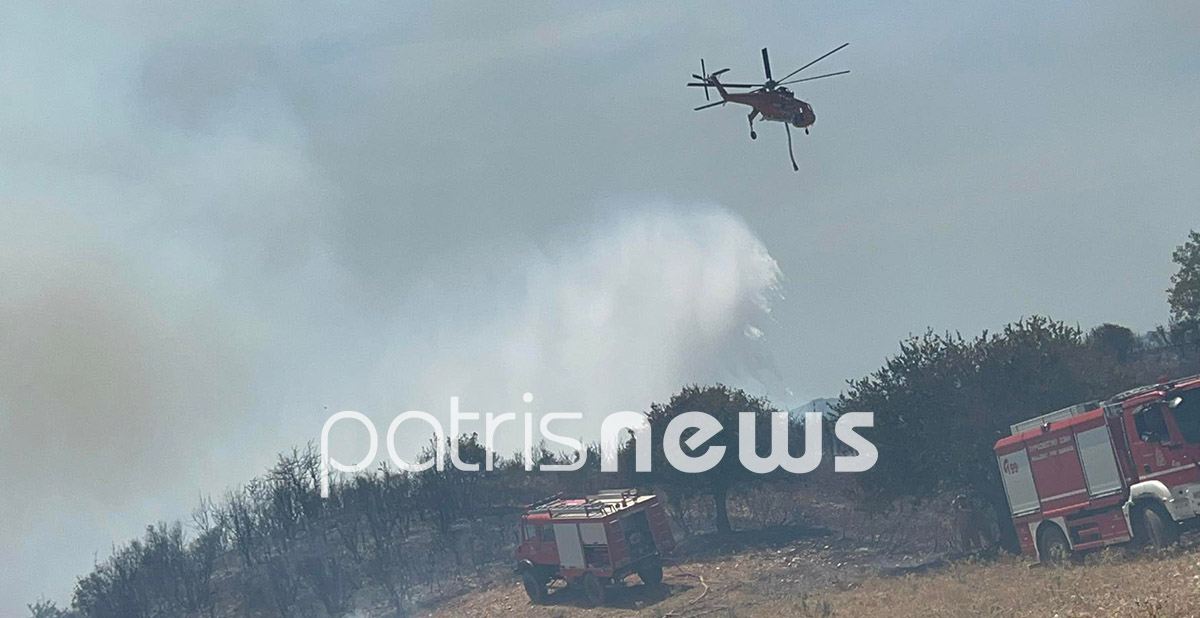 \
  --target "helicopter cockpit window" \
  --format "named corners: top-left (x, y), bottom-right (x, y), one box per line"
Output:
top-left (1135, 403), bottom-right (1170, 443)
top-left (1171, 395), bottom-right (1200, 443)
